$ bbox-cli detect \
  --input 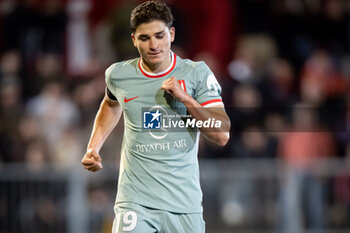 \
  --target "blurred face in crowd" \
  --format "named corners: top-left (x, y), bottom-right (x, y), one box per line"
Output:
top-left (132, 20), bottom-right (175, 72)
